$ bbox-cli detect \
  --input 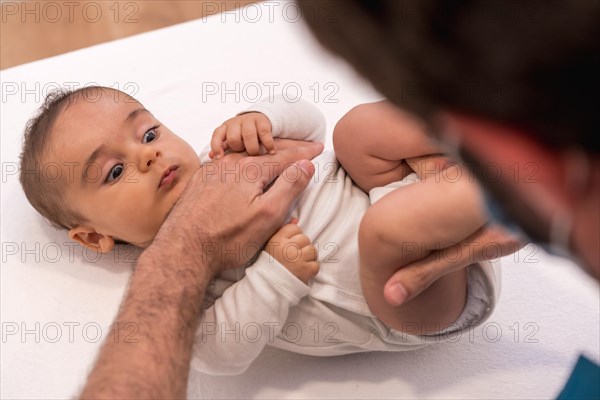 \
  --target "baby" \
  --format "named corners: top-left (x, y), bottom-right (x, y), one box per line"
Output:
top-left (19, 87), bottom-right (499, 375)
